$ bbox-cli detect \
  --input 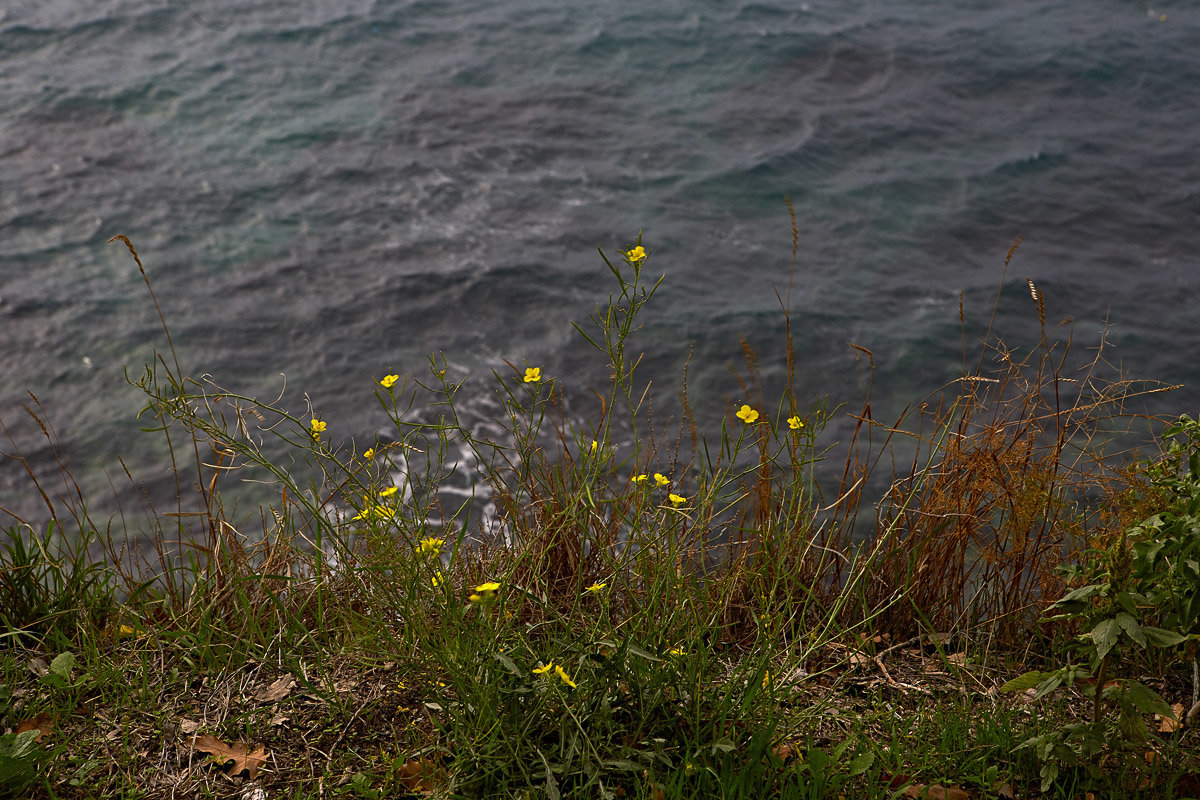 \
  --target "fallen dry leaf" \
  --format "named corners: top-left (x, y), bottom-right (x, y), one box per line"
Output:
top-left (396, 758), bottom-right (443, 795)
top-left (772, 741), bottom-right (798, 764)
top-left (191, 734), bottom-right (270, 779)
top-left (16, 712), bottom-right (54, 742)
top-left (253, 675), bottom-right (296, 703)
top-left (849, 652), bottom-right (871, 668)
top-left (178, 718), bottom-right (200, 735)
top-left (902, 783), bottom-right (970, 800)
top-left (1159, 703), bottom-right (1185, 733)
